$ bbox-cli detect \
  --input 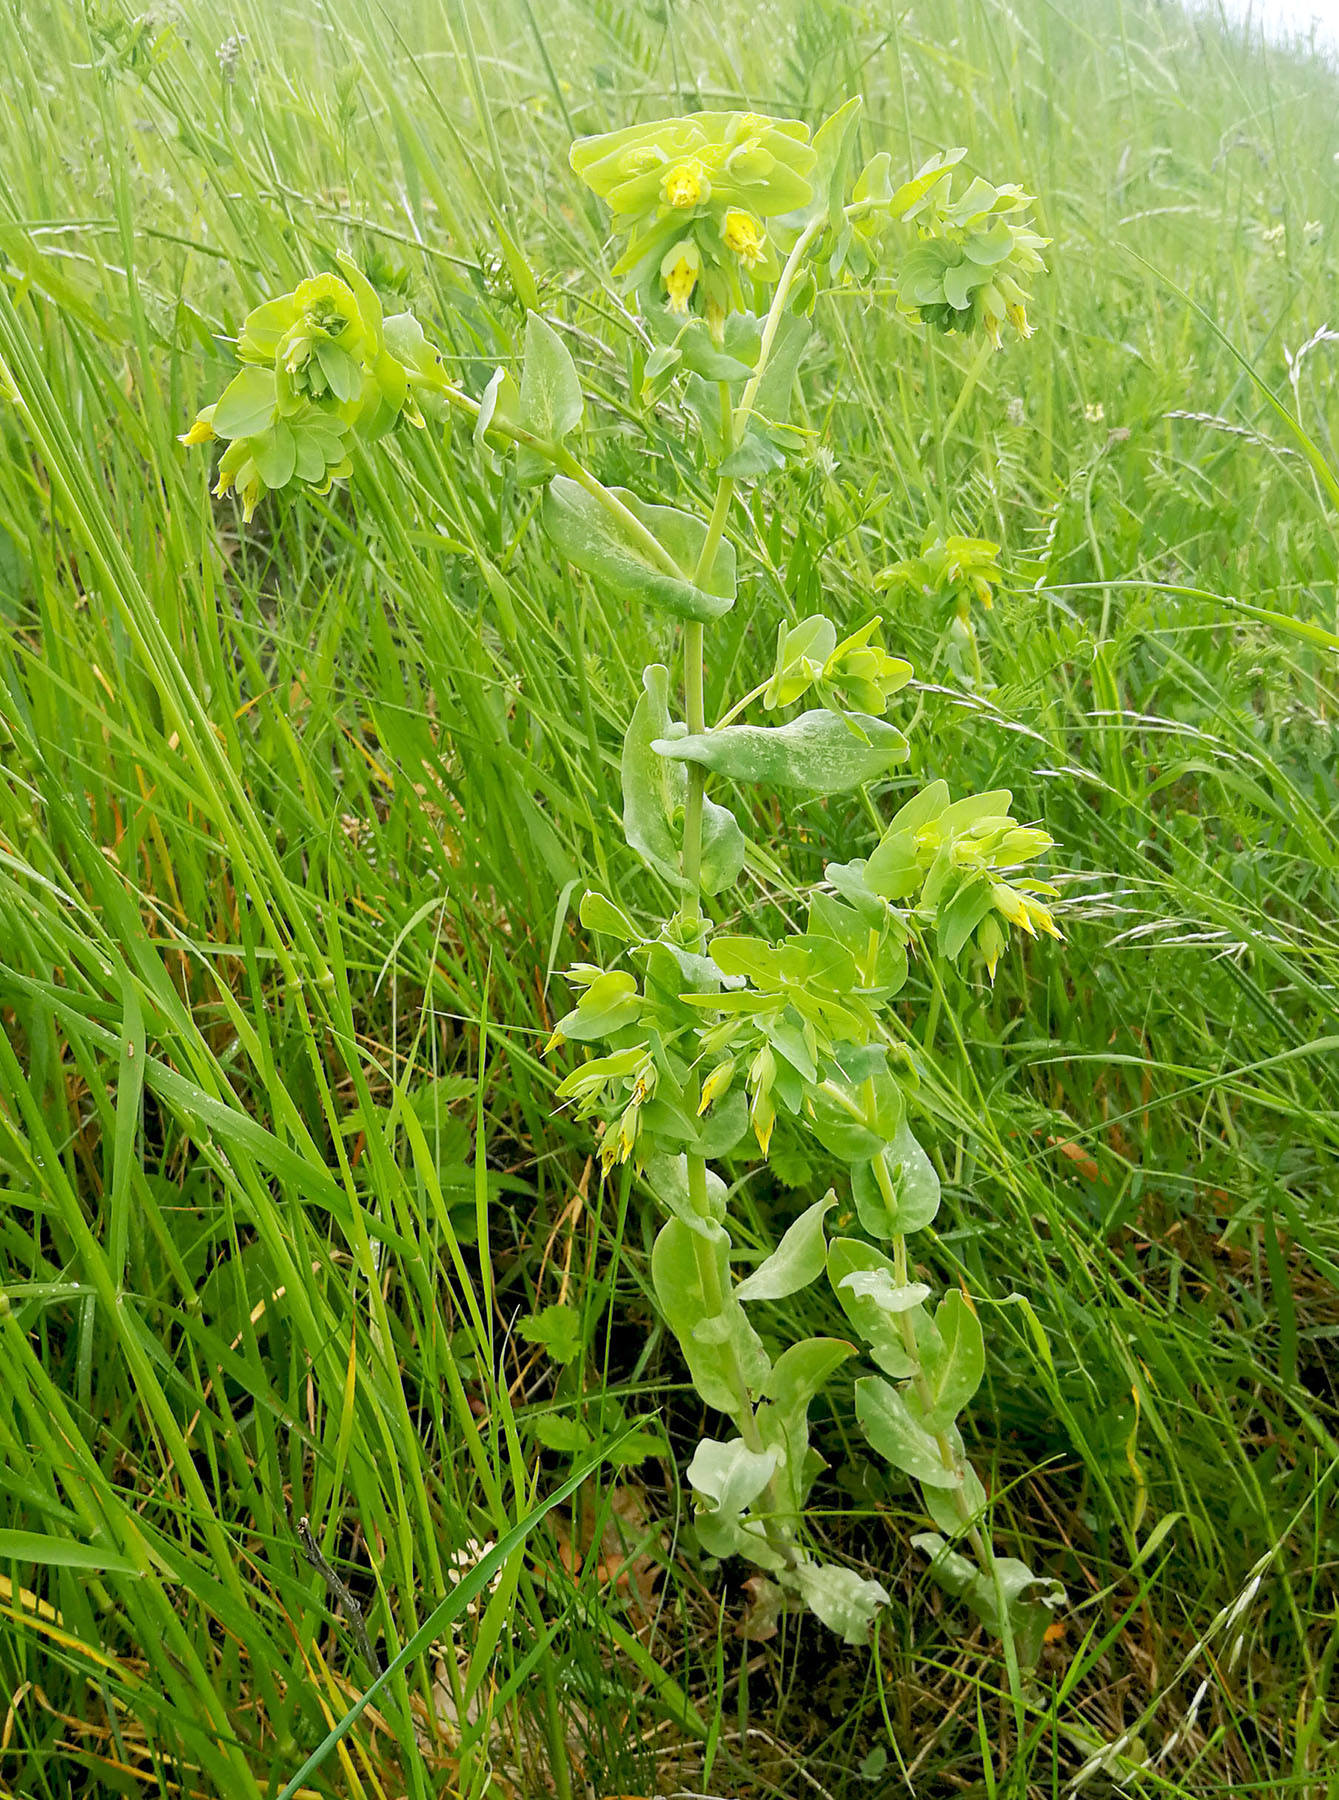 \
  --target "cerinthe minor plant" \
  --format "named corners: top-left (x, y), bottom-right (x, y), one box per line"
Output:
top-left (183, 98), bottom-right (1067, 1660)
